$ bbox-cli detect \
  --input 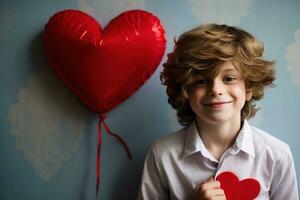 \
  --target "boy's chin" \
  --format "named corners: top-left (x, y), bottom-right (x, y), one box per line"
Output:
top-left (197, 114), bottom-right (240, 125)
